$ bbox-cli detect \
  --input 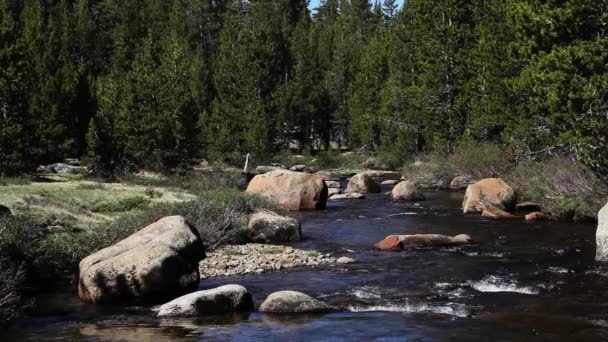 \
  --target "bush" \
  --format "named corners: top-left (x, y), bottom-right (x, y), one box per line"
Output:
top-left (449, 142), bottom-right (512, 179)
top-left (508, 157), bottom-right (608, 221)
top-left (375, 149), bottom-right (403, 170)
